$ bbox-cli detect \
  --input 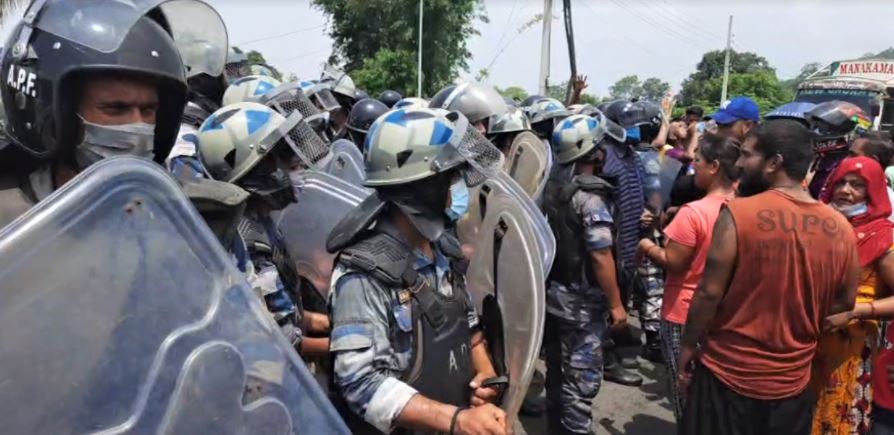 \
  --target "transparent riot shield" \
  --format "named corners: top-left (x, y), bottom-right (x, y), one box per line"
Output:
top-left (320, 139), bottom-right (366, 186)
top-left (276, 170), bottom-right (371, 301)
top-left (503, 131), bottom-right (552, 201)
top-left (0, 157), bottom-right (348, 434)
top-left (464, 192), bottom-right (546, 420)
top-left (458, 171), bottom-right (555, 273)
top-left (658, 156), bottom-right (684, 205)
